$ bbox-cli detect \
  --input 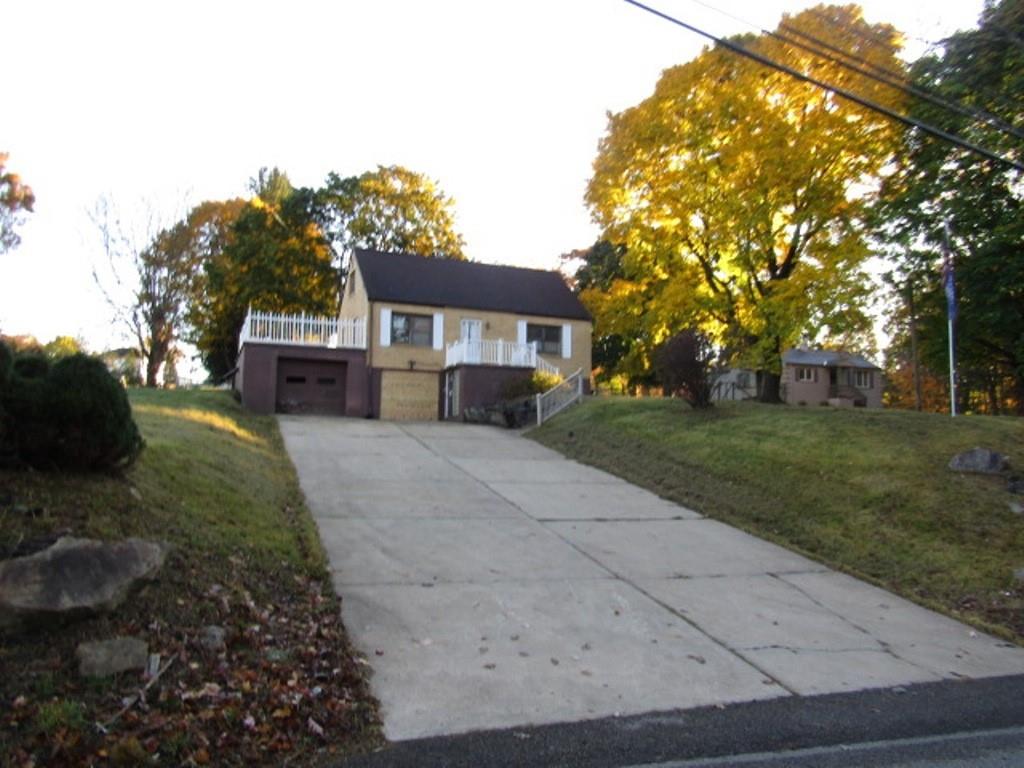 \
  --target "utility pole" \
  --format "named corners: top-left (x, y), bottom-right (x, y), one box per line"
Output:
top-left (906, 281), bottom-right (922, 412)
top-left (941, 223), bottom-right (958, 417)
